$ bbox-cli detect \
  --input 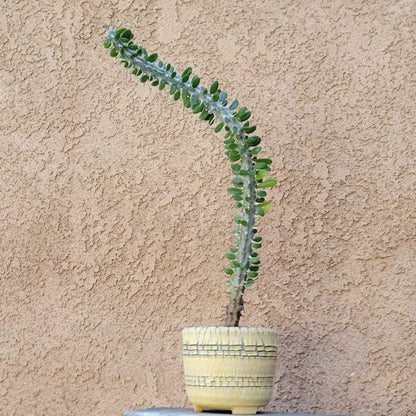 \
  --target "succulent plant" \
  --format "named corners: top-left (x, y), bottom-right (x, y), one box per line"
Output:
top-left (104, 26), bottom-right (276, 327)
